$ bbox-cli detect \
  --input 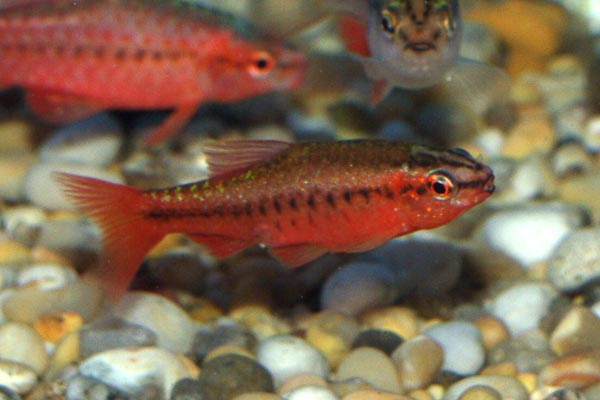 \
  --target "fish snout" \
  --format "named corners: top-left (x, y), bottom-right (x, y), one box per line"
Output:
top-left (483, 173), bottom-right (495, 194)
